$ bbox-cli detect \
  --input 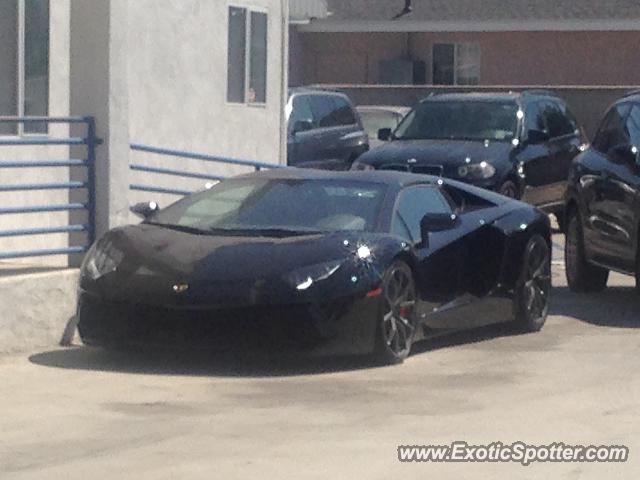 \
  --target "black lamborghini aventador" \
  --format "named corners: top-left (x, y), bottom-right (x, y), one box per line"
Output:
top-left (77, 169), bottom-right (551, 364)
